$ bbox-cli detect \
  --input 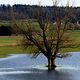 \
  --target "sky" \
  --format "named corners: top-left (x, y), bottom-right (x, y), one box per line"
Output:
top-left (0, 0), bottom-right (80, 6)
